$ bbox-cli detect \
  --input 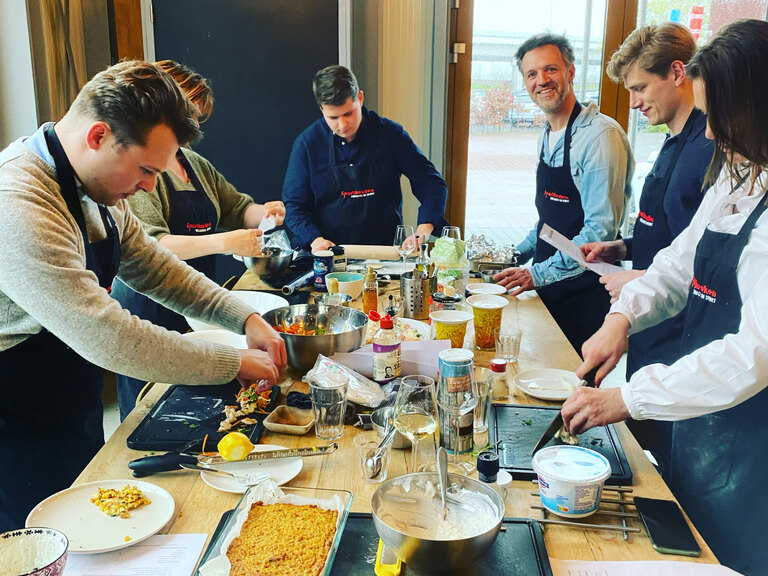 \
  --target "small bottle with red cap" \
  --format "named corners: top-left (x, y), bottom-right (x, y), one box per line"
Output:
top-left (490, 358), bottom-right (509, 401)
top-left (369, 311), bottom-right (402, 384)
